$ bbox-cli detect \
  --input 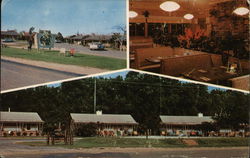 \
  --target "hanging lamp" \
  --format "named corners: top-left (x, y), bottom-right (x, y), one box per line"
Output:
top-left (183, 0), bottom-right (194, 20)
top-left (129, 11), bottom-right (138, 18)
top-left (160, 1), bottom-right (180, 12)
top-left (233, 7), bottom-right (249, 16)
top-left (233, 0), bottom-right (249, 16)
top-left (184, 13), bottom-right (194, 20)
